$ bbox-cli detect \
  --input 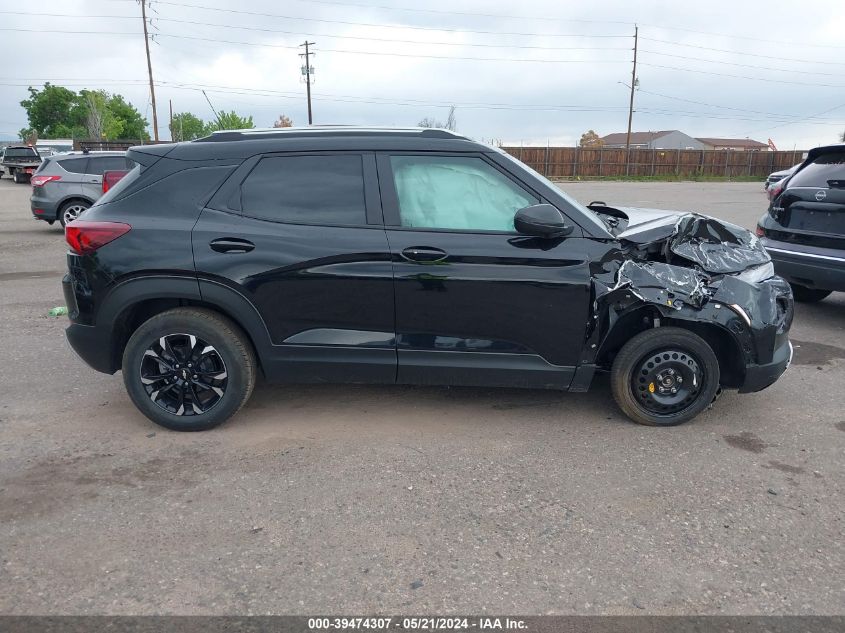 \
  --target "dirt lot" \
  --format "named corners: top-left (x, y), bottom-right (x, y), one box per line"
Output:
top-left (0, 177), bottom-right (842, 614)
